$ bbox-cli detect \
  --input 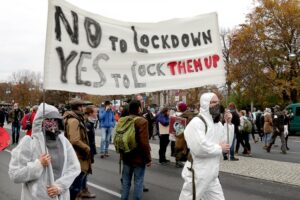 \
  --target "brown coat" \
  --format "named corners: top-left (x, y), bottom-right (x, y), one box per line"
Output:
top-left (263, 113), bottom-right (273, 134)
top-left (122, 115), bottom-right (151, 166)
top-left (64, 111), bottom-right (92, 173)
